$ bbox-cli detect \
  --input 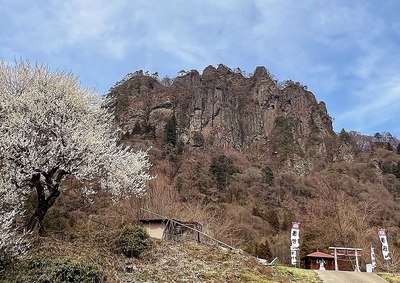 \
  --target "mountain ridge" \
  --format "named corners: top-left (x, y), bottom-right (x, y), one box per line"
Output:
top-left (109, 64), bottom-right (346, 173)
